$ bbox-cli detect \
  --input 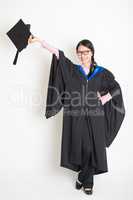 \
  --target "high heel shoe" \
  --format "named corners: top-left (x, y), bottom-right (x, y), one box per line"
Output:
top-left (83, 186), bottom-right (93, 195)
top-left (75, 179), bottom-right (83, 190)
